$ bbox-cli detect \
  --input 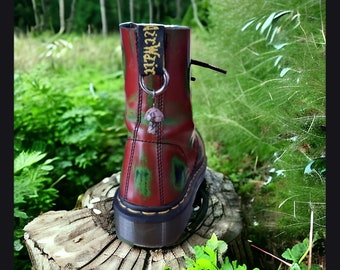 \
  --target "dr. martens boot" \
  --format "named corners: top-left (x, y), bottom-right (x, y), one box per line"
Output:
top-left (113, 22), bottom-right (223, 248)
